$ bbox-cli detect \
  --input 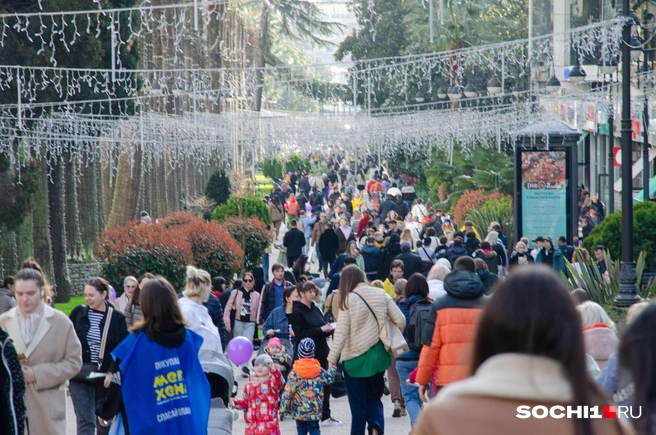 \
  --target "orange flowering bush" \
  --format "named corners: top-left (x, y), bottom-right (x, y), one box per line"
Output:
top-left (452, 189), bottom-right (506, 226)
